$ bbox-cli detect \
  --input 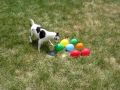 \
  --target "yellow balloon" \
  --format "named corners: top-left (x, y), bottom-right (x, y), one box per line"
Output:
top-left (60, 39), bottom-right (69, 47)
